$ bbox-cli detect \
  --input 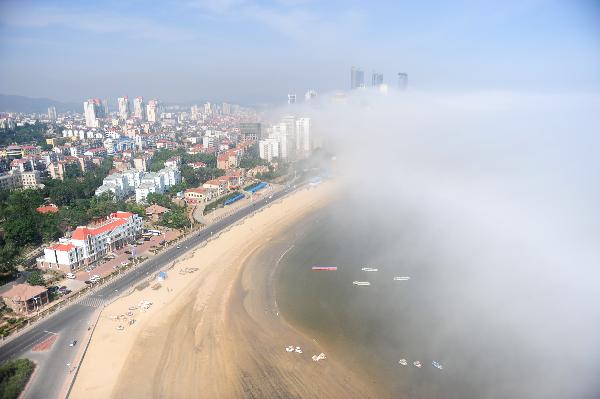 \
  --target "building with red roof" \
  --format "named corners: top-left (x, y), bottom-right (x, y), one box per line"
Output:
top-left (37, 211), bottom-right (143, 273)
top-left (36, 204), bottom-right (59, 214)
